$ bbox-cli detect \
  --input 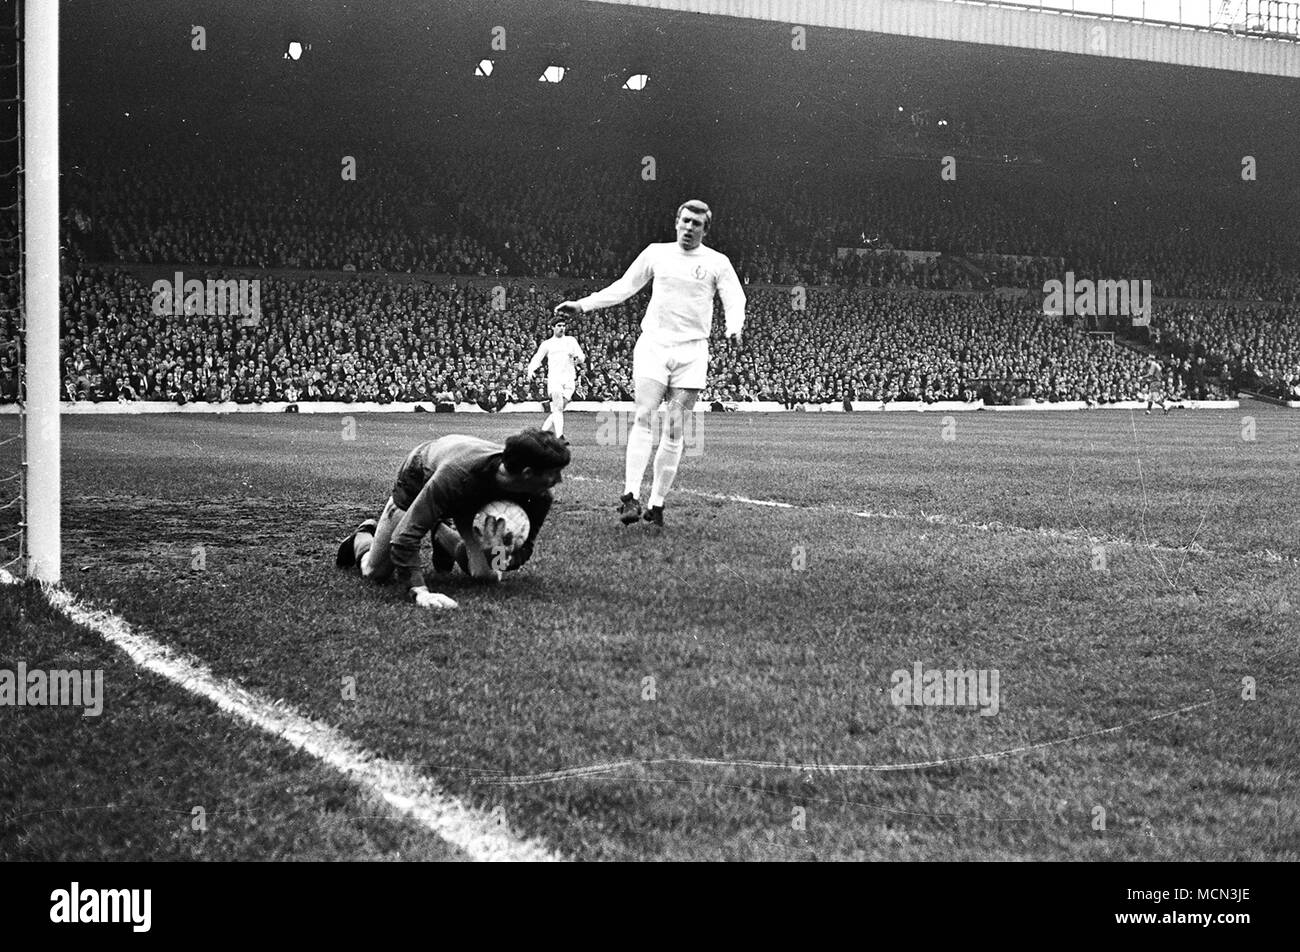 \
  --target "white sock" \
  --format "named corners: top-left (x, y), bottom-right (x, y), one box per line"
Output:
top-left (552, 410), bottom-right (564, 438)
top-left (624, 418), bottom-right (654, 497)
top-left (541, 412), bottom-right (556, 433)
top-left (649, 436), bottom-right (684, 507)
